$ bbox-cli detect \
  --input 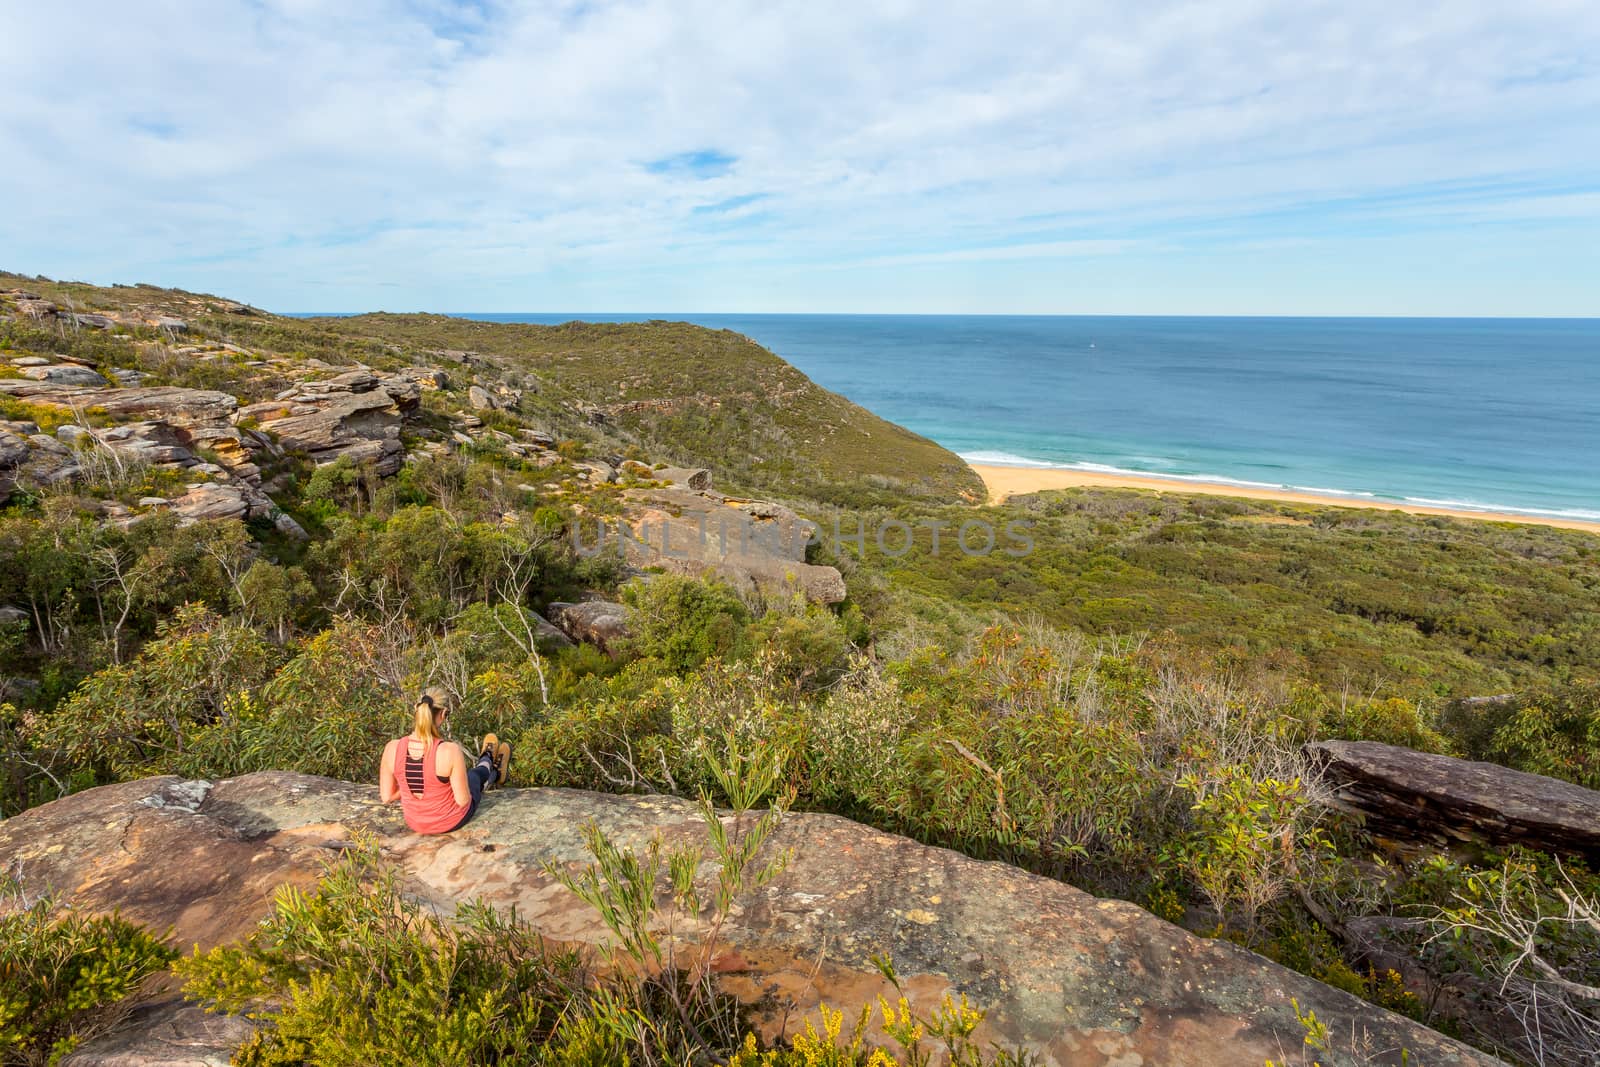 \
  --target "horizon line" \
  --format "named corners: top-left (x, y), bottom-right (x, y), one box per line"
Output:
top-left (286, 310), bottom-right (1600, 321)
